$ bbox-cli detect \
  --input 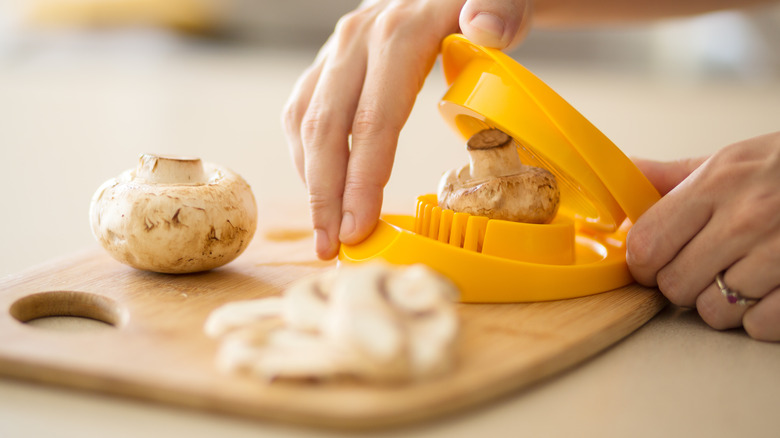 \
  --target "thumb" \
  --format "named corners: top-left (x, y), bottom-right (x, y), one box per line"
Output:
top-left (632, 156), bottom-right (708, 196)
top-left (459, 0), bottom-right (533, 50)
